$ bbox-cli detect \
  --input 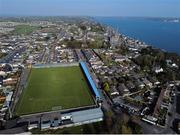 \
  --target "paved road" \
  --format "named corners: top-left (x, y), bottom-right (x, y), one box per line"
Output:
top-left (0, 46), bottom-right (26, 64)
top-left (75, 49), bottom-right (85, 62)
top-left (138, 120), bottom-right (164, 134)
top-left (0, 127), bottom-right (29, 134)
top-left (162, 87), bottom-right (180, 134)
